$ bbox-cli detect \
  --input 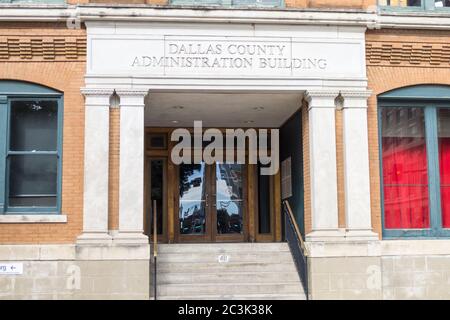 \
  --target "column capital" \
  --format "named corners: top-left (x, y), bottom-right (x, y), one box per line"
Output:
top-left (340, 90), bottom-right (372, 109)
top-left (0, 95), bottom-right (7, 104)
top-left (80, 88), bottom-right (113, 107)
top-left (116, 89), bottom-right (148, 108)
top-left (80, 88), bottom-right (114, 97)
top-left (304, 90), bottom-right (339, 110)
